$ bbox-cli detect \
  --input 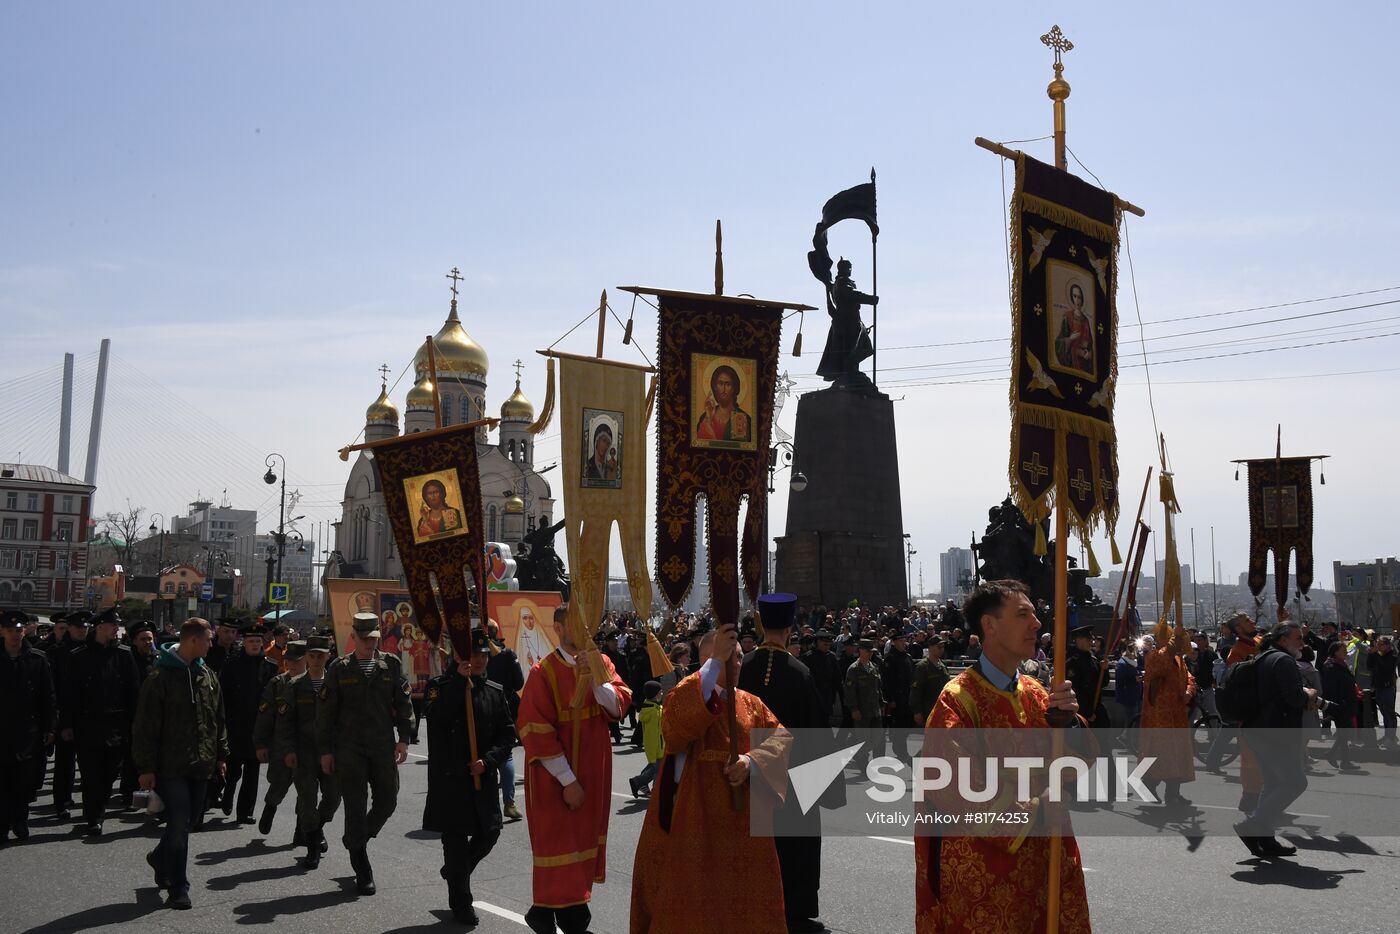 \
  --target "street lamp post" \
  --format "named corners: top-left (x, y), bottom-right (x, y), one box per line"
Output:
top-left (904, 533), bottom-right (917, 608)
top-left (763, 441), bottom-right (808, 596)
top-left (201, 545), bottom-right (230, 620)
top-left (264, 454), bottom-right (287, 602)
top-left (148, 513), bottom-right (167, 627)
